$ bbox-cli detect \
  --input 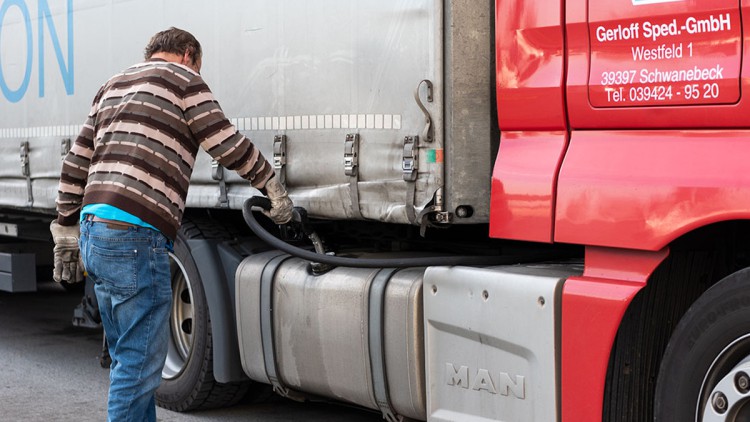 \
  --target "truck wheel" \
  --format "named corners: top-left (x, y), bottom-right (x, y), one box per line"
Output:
top-left (155, 226), bottom-right (248, 411)
top-left (655, 267), bottom-right (750, 421)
